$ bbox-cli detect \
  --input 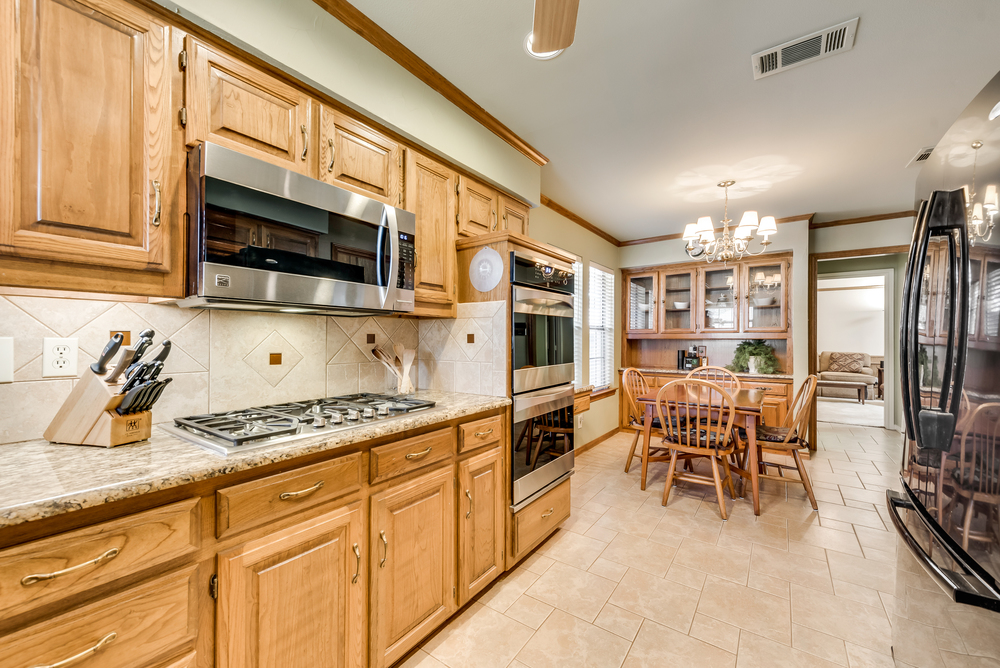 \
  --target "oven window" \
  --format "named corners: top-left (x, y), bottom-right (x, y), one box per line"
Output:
top-left (512, 404), bottom-right (574, 486)
top-left (513, 312), bottom-right (574, 371)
